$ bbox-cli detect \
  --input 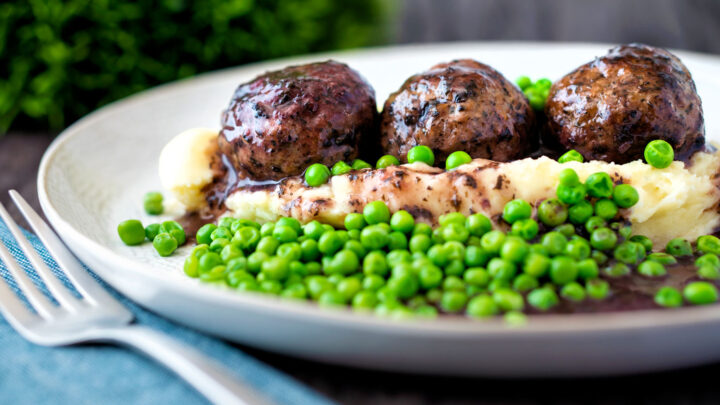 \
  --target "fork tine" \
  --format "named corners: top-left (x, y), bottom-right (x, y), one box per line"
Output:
top-left (0, 227), bottom-right (57, 319)
top-left (0, 267), bottom-right (41, 331)
top-left (0, 201), bottom-right (82, 312)
top-left (9, 191), bottom-right (127, 311)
